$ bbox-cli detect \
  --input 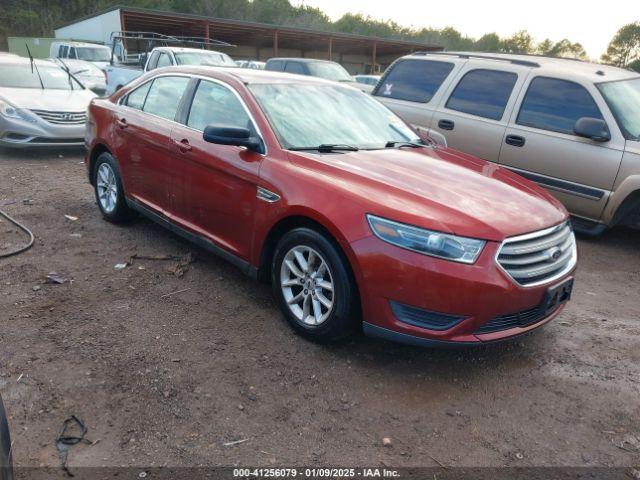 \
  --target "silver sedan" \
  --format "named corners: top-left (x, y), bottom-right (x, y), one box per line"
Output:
top-left (0, 56), bottom-right (96, 148)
